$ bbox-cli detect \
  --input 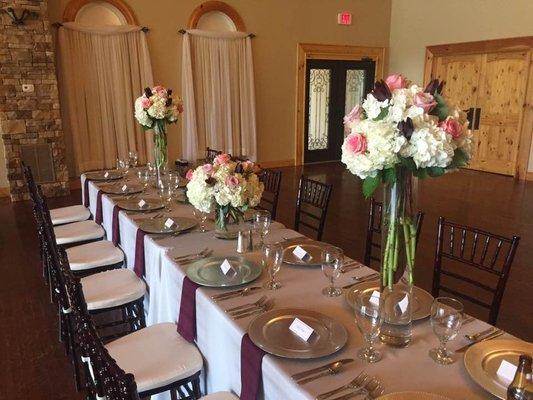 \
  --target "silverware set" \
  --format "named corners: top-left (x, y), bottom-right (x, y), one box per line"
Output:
top-left (319, 372), bottom-right (384, 400)
top-left (227, 298), bottom-right (274, 320)
top-left (292, 359), bottom-right (354, 384)
top-left (340, 261), bottom-right (365, 274)
top-left (342, 273), bottom-right (380, 289)
top-left (211, 286), bottom-right (262, 301)
top-left (456, 328), bottom-right (504, 353)
top-left (173, 248), bottom-right (212, 264)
